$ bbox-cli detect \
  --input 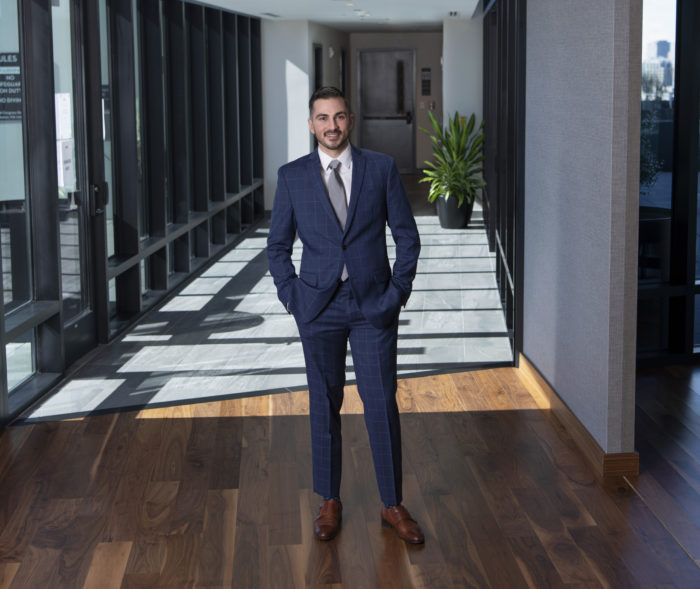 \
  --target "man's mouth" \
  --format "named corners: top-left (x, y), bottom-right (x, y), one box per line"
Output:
top-left (325, 132), bottom-right (340, 139)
